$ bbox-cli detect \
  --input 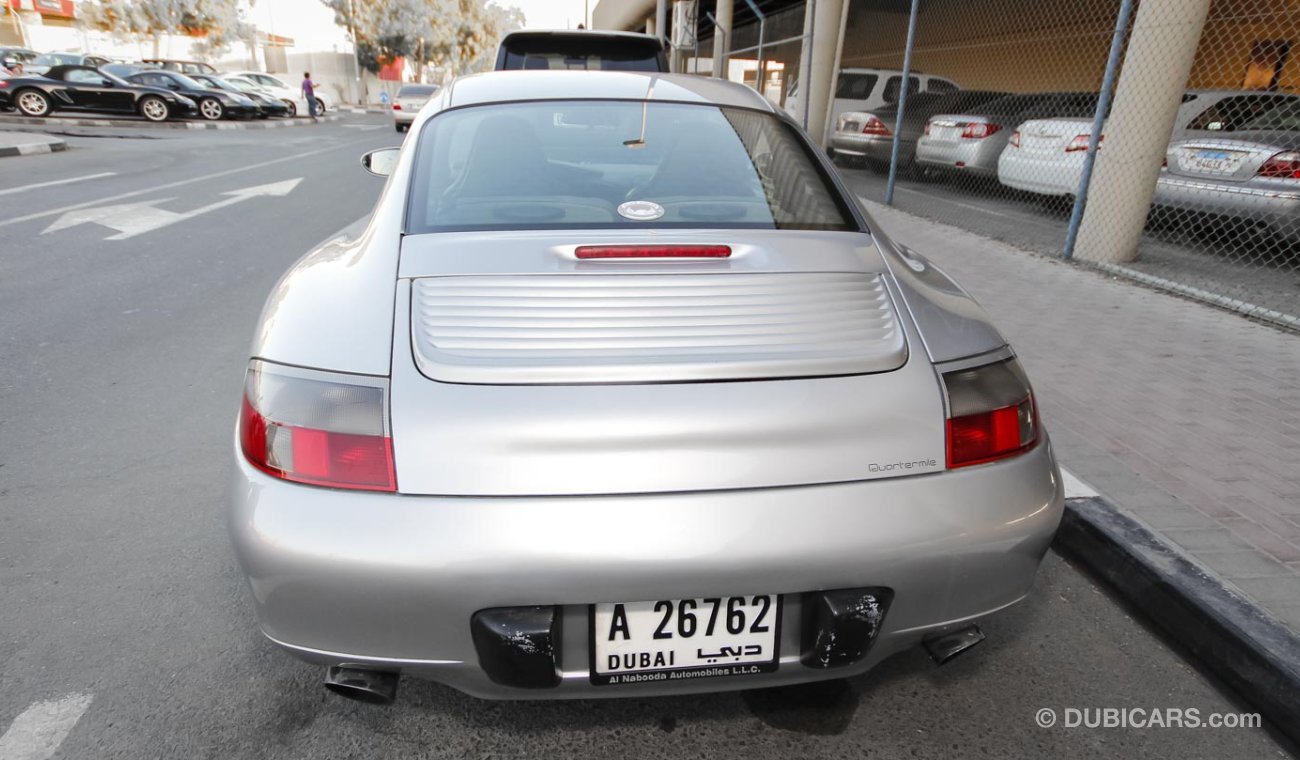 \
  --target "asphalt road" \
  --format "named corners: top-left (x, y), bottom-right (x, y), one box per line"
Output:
top-left (0, 114), bottom-right (1291, 759)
